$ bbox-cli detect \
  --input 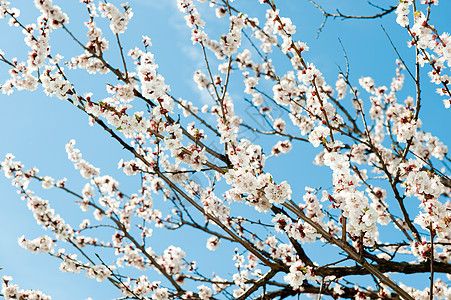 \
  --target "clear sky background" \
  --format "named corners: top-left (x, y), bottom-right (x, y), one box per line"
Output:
top-left (0, 0), bottom-right (450, 299)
